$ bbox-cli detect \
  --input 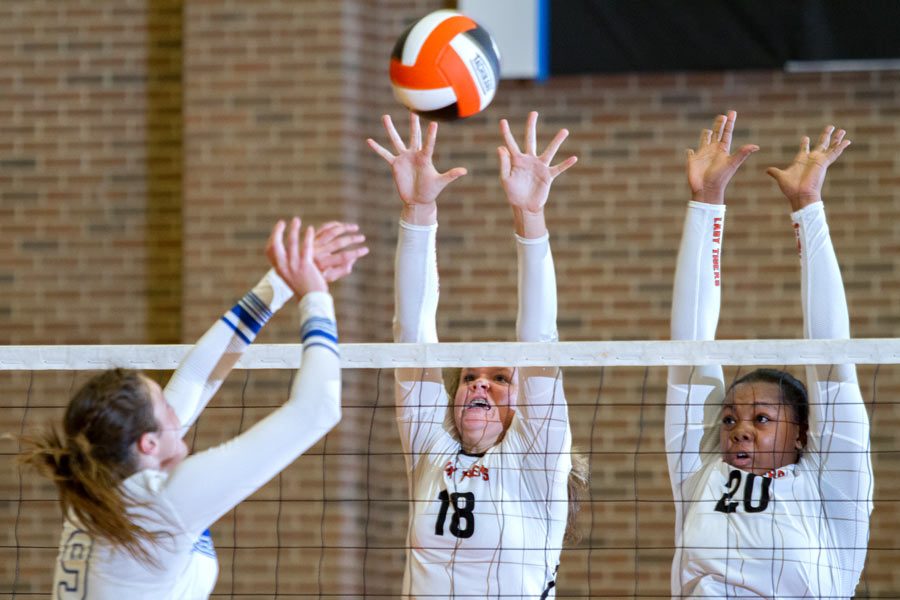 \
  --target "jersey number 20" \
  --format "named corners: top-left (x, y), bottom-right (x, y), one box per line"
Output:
top-left (435, 490), bottom-right (475, 538)
top-left (714, 469), bottom-right (772, 514)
